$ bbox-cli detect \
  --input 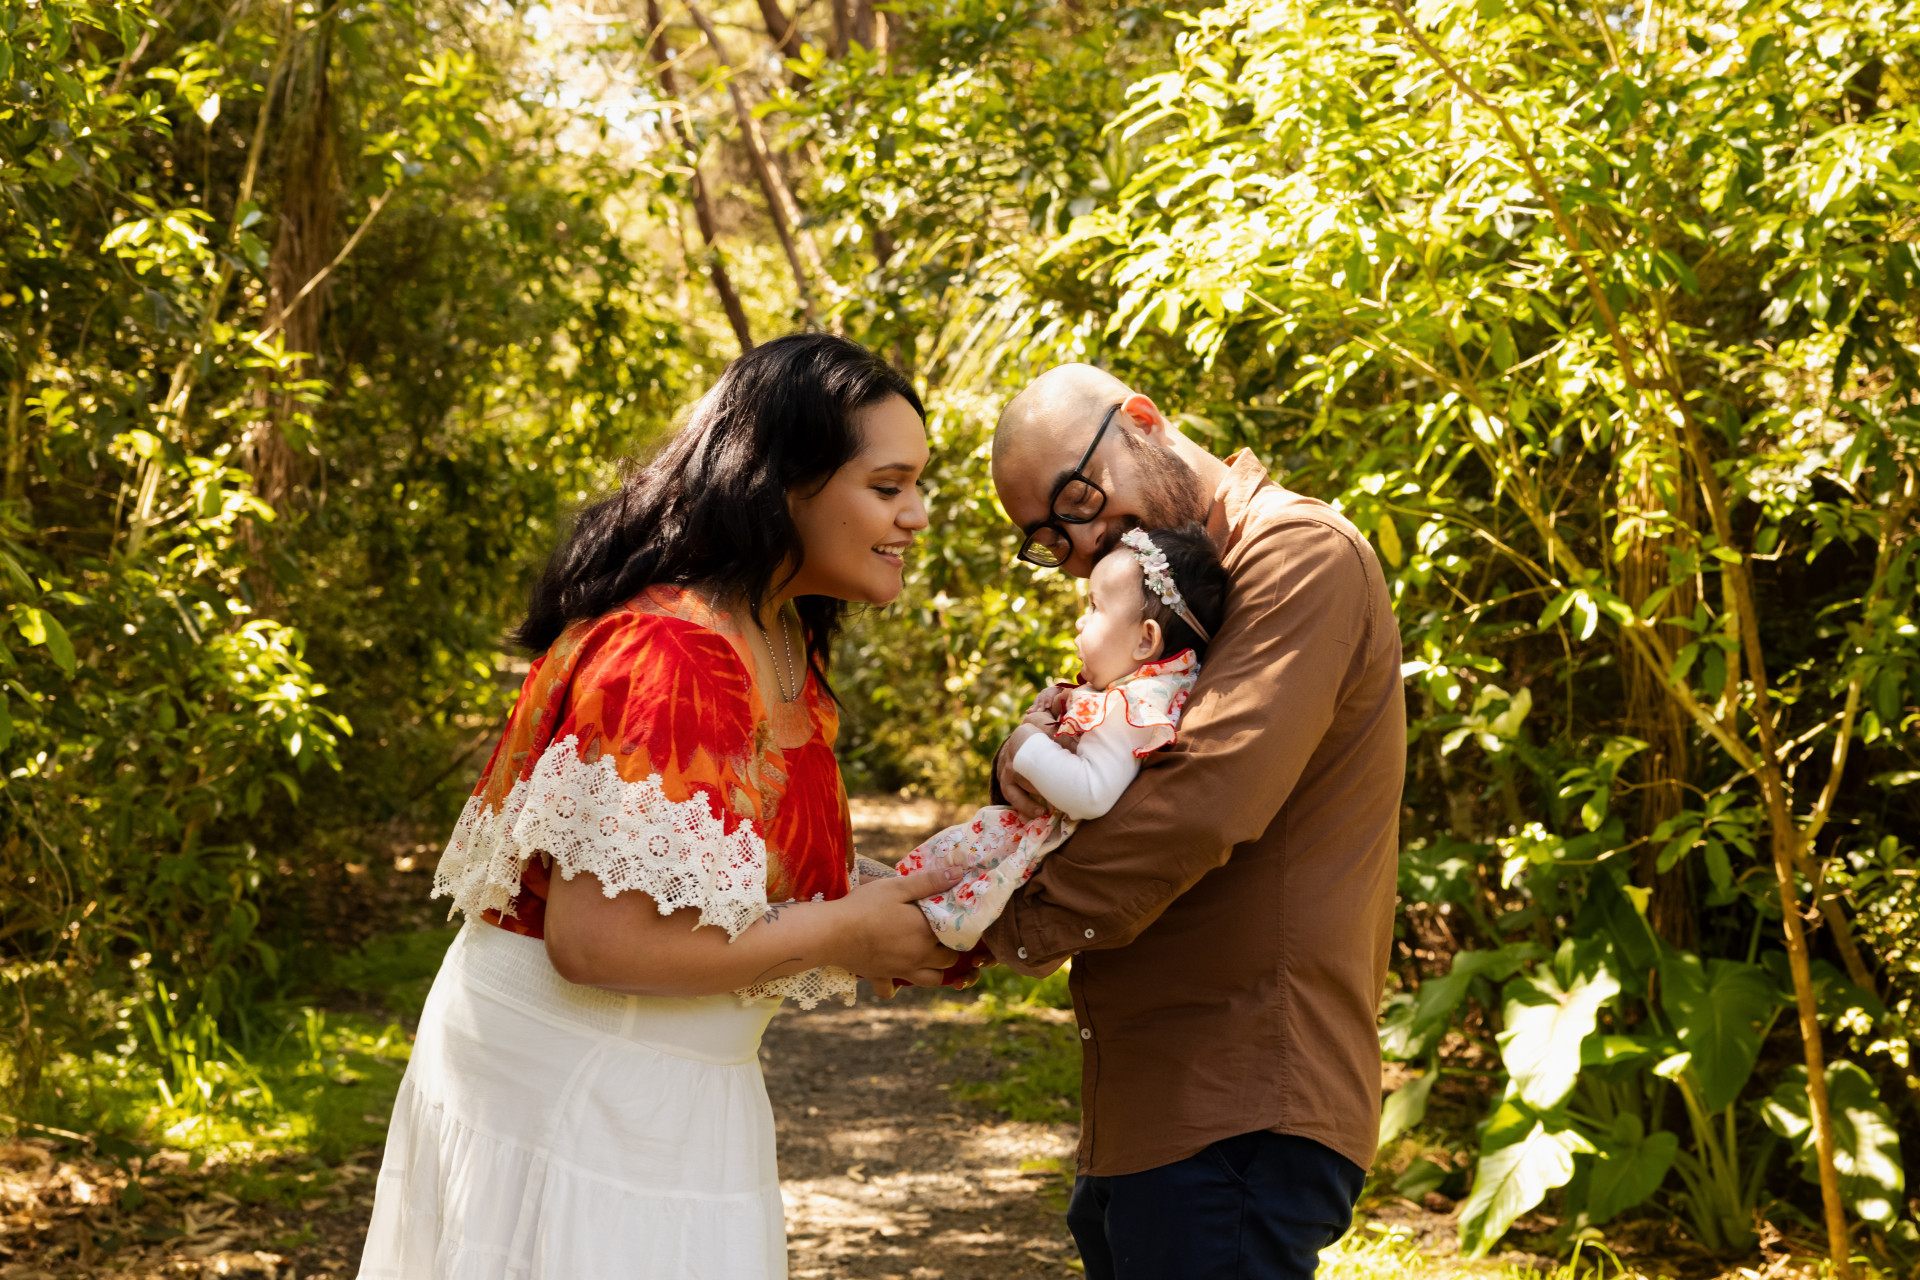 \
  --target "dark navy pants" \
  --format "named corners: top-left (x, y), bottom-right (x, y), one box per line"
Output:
top-left (1067, 1131), bottom-right (1366, 1280)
